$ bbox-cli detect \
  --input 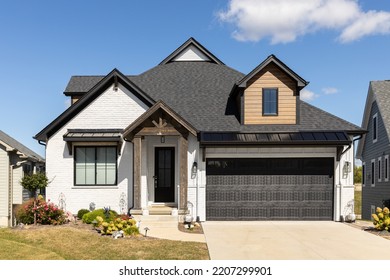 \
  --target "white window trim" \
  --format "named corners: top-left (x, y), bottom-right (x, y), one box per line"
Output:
top-left (385, 155), bottom-right (389, 182)
top-left (371, 159), bottom-right (376, 187)
top-left (373, 113), bottom-right (378, 143)
top-left (362, 162), bottom-right (365, 187)
top-left (378, 156), bottom-right (382, 182)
